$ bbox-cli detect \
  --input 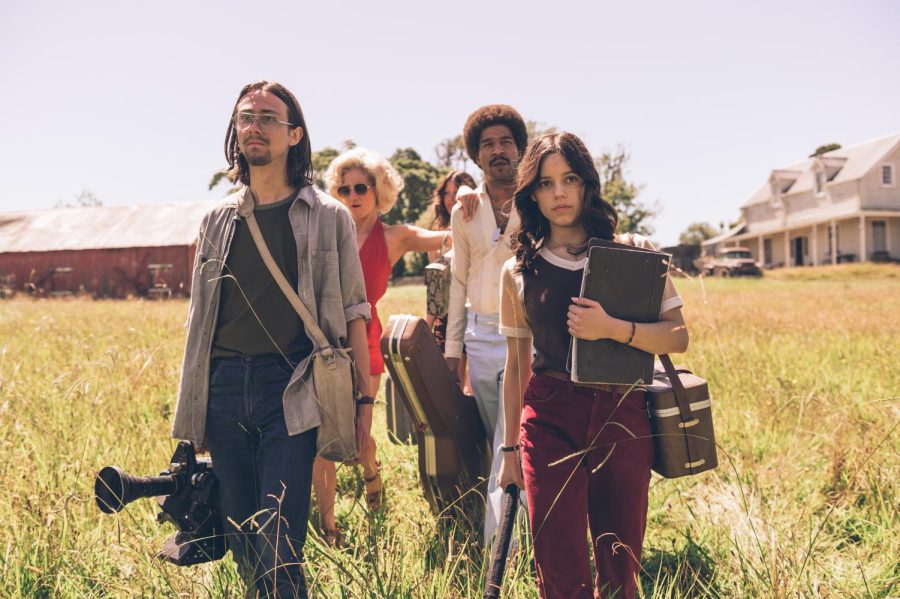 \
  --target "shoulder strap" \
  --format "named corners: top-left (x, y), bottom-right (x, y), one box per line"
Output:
top-left (244, 210), bottom-right (333, 355)
top-left (659, 354), bottom-right (693, 421)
